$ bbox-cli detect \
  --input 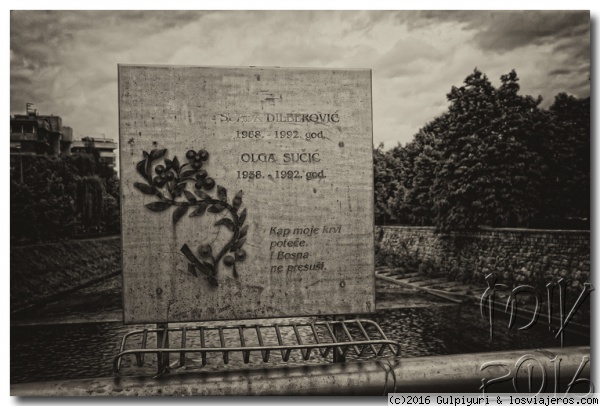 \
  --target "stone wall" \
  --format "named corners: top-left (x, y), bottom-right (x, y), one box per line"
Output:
top-left (375, 226), bottom-right (590, 294)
